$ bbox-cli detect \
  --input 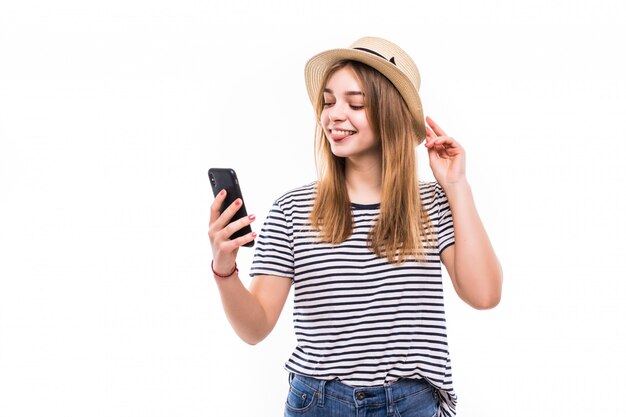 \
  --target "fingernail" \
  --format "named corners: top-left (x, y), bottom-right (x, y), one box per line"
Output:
top-left (235, 199), bottom-right (242, 206)
top-left (252, 232), bottom-right (257, 238)
top-left (220, 189), bottom-right (226, 196)
top-left (248, 214), bottom-right (255, 221)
